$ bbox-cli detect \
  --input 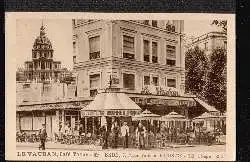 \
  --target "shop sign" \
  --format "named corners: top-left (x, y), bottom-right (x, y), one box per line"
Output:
top-left (81, 110), bottom-right (141, 117)
top-left (141, 86), bottom-right (180, 97)
top-left (105, 110), bottom-right (140, 116)
top-left (132, 98), bottom-right (196, 107)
